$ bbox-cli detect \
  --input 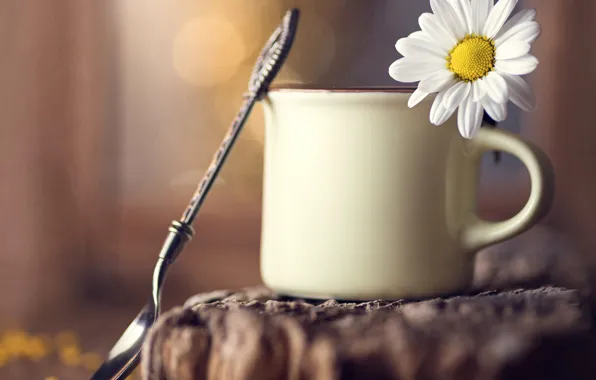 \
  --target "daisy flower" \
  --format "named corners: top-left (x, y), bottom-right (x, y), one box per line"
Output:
top-left (388, 0), bottom-right (541, 138)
